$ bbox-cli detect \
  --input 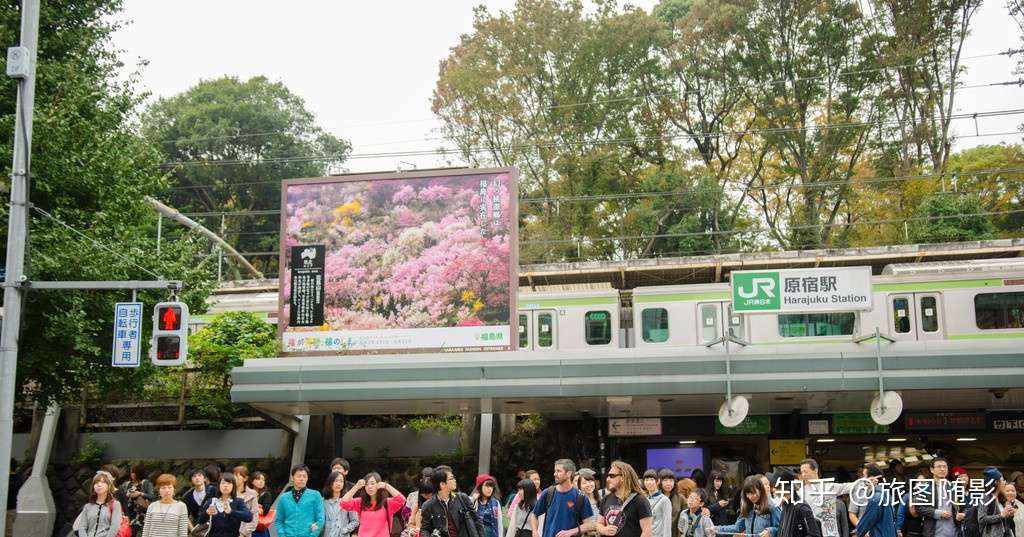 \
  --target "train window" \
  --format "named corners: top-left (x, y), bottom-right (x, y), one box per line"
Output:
top-left (641, 308), bottom-right (669, 343)
top-left (519, 314), bottom-right (529, 348)
top-left (585, 310), bottom-right (612, 345)
top-left (538, 313), bottom-right (554, 347)
top-left (778, 313), bottom-right (856, 337)
top-left (700, 304), bottom-right (719, 342)
top-left (892, 297), bottom-right (912, 333)
top-left (727, 306), bottom-right (744, 340)
top-left (975, 292), bottom-right (1024, 330)
top-left (920, 296), bottom-right (939, 332)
